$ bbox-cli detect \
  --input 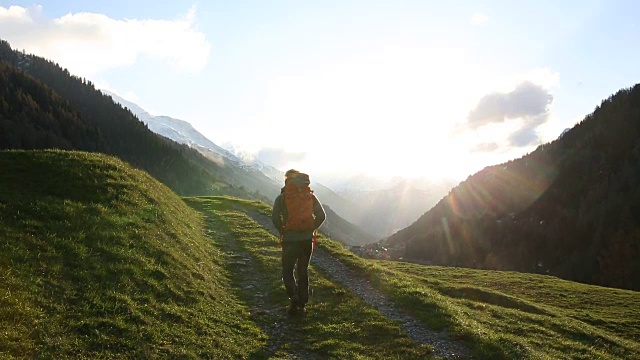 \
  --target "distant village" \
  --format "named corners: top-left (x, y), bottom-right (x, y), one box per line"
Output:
top-left (348, 243), bottom-right (434, 266)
